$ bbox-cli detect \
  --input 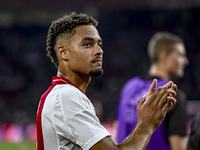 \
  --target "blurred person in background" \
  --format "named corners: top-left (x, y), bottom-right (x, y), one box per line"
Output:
top-left (117, 31), bottom-right (189, 150)
top-left (36, 13), bottom-right (177, 150)
top-left (187, 112), bottom-right (200, 150)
